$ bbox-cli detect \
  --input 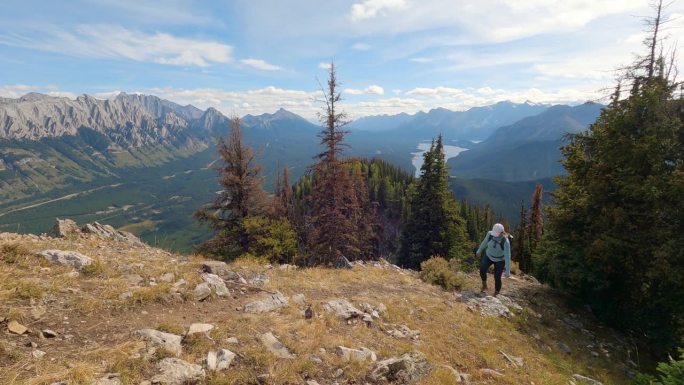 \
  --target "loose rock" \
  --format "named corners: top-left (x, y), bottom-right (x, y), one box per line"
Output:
top-left (38, 250), bottom-right (93, 270)
top-left (8, 320), bottom-right (28, 335)
top-left (193, 283), bottom-right (212, 301)
top-left (244, 292), bottom-right (288, 313)
top-left (323, 299), bottom-right (363, 319)
top-left (200, 261), bottom-right (244, 282)
top-left (370, 352), bottom-right (430, 383)
top-left (201, 273), bottom-right (230, 297)
top-left (259, 332), bottom-right (294, 359)
top-left (207, 349), bottom-right (236, 371)
top-left (152, 358), bottom-right (205, 385)
top-left (336, 346), bottom-right (377, 362)
top-left (572, 374), bottom-right (603, 385)
top-left (187, 323), bottom-right (214, 335)
top-left (134, 329), bottom-right (182, 356)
